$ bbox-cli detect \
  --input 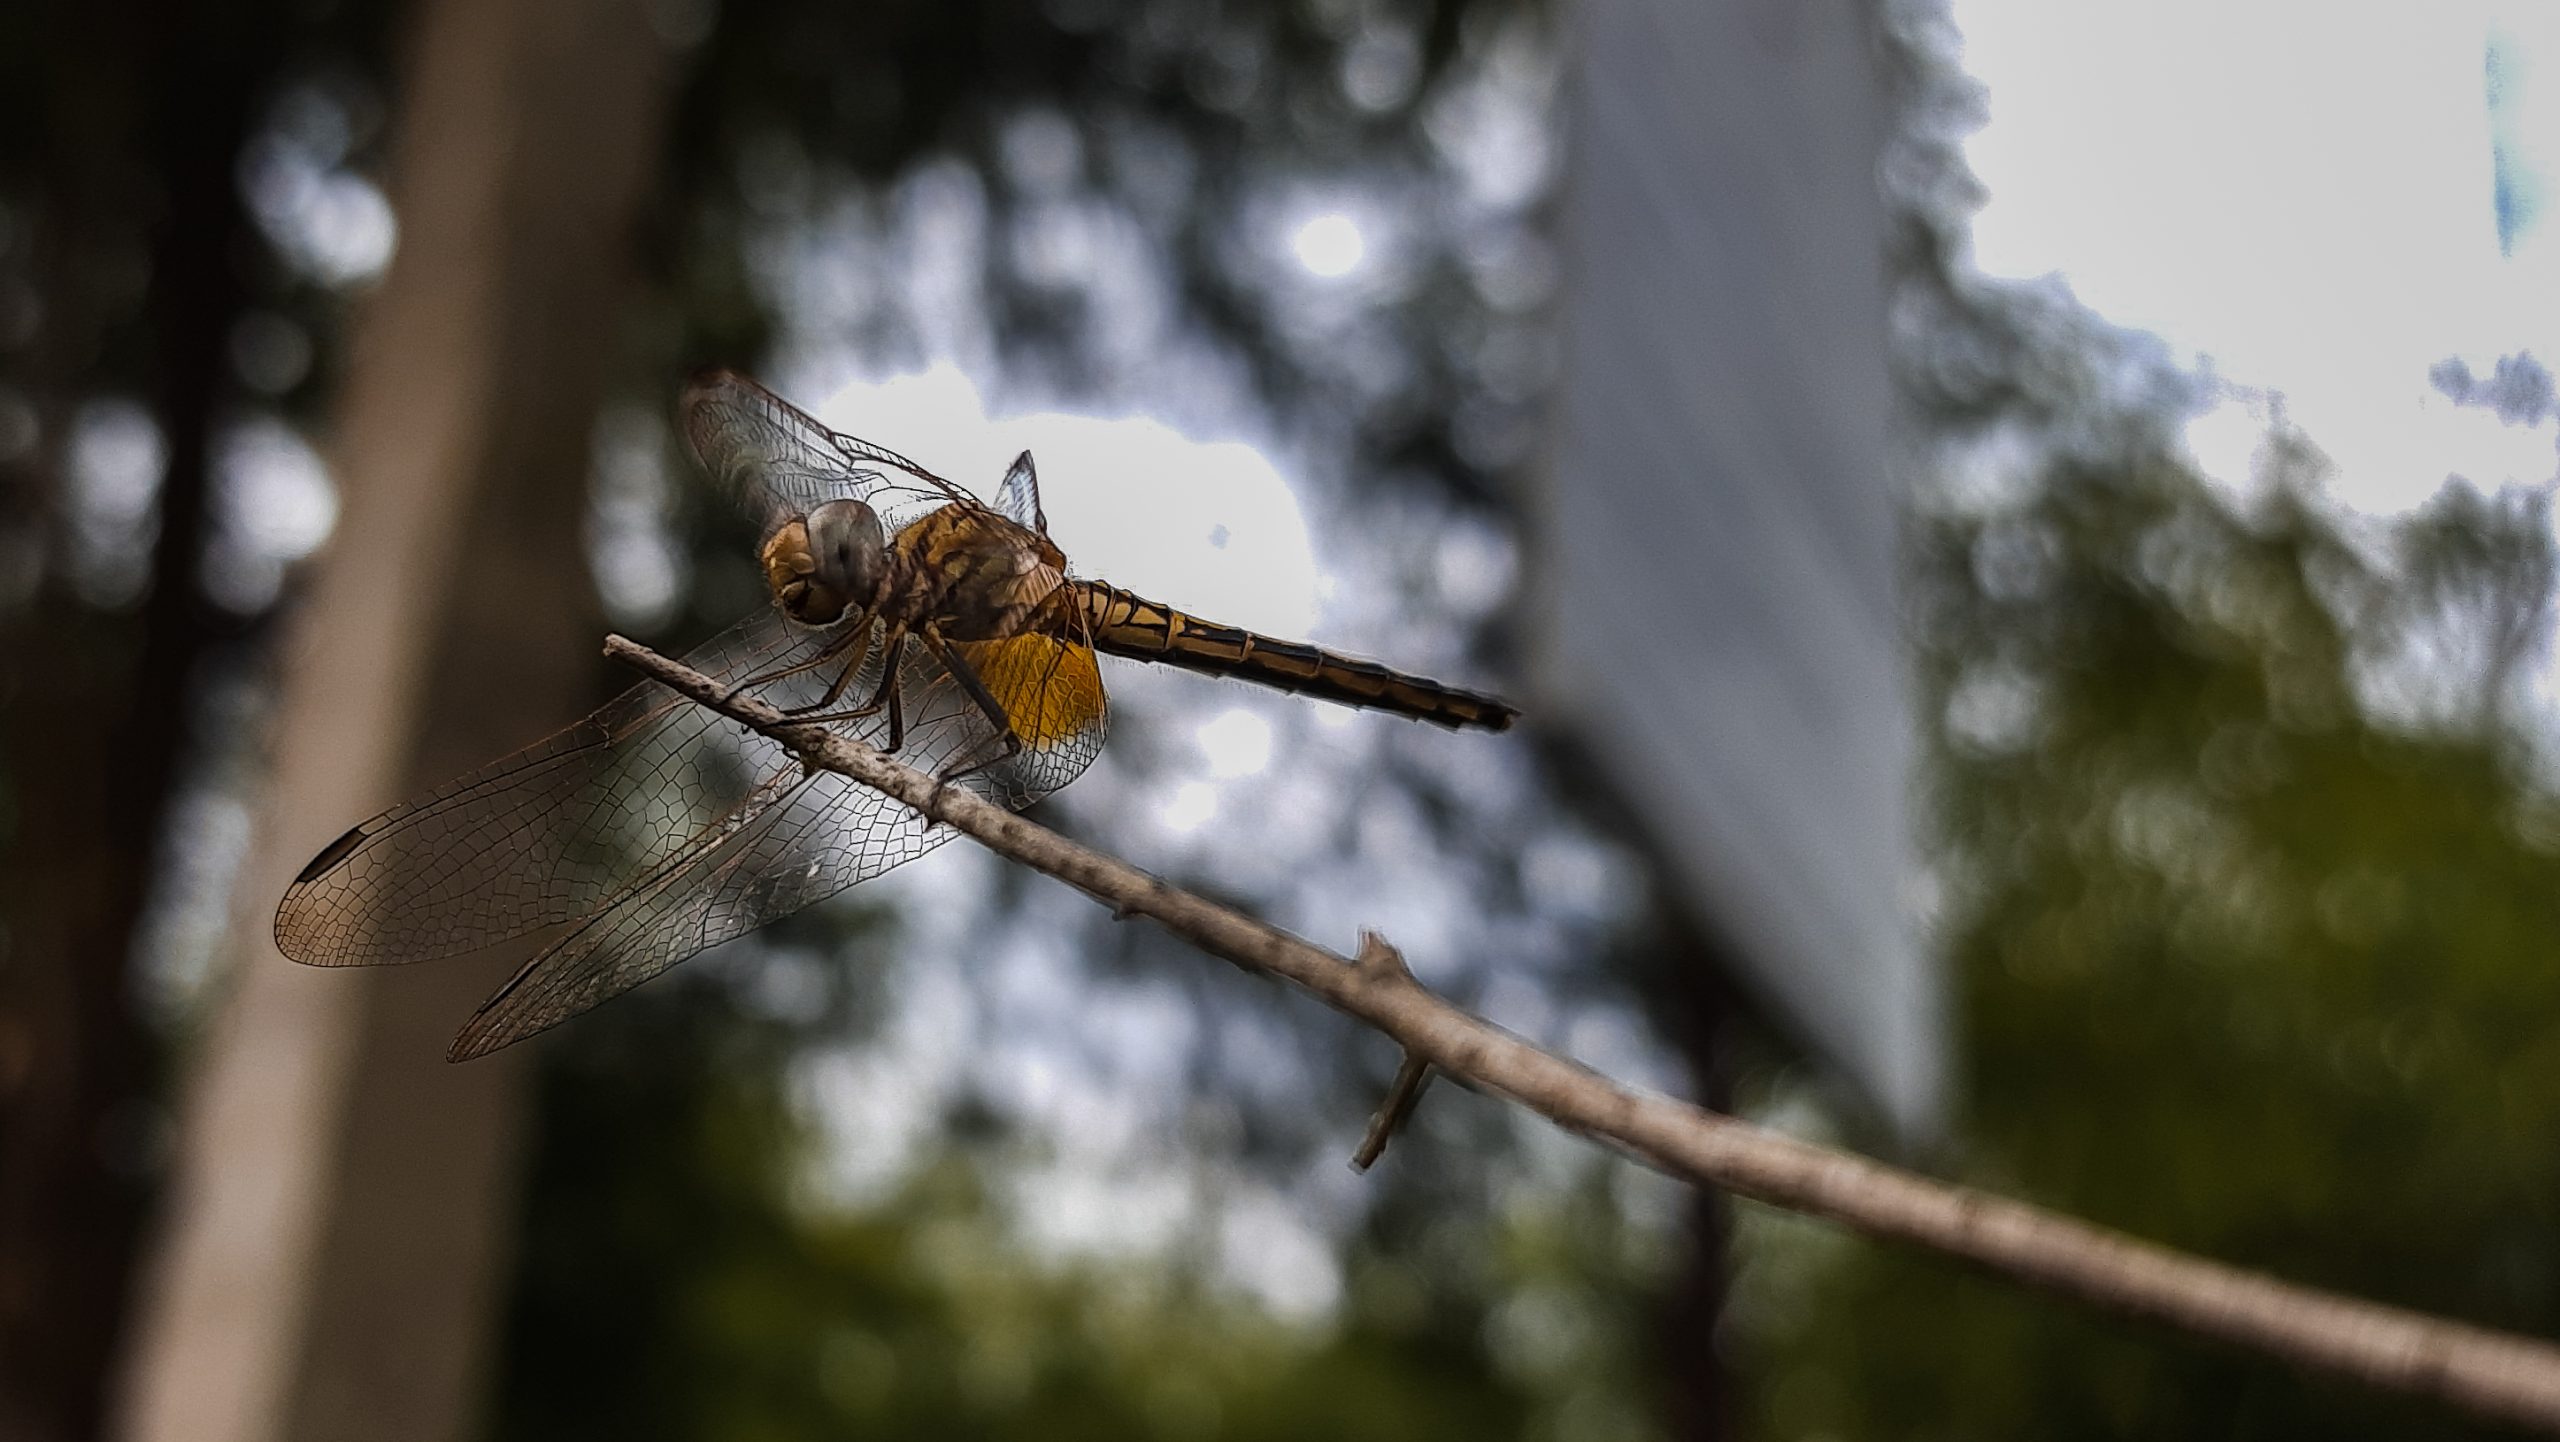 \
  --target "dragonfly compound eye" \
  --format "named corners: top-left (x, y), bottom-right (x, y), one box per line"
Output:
top-left (806, 498), bottom-right (887, 608)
